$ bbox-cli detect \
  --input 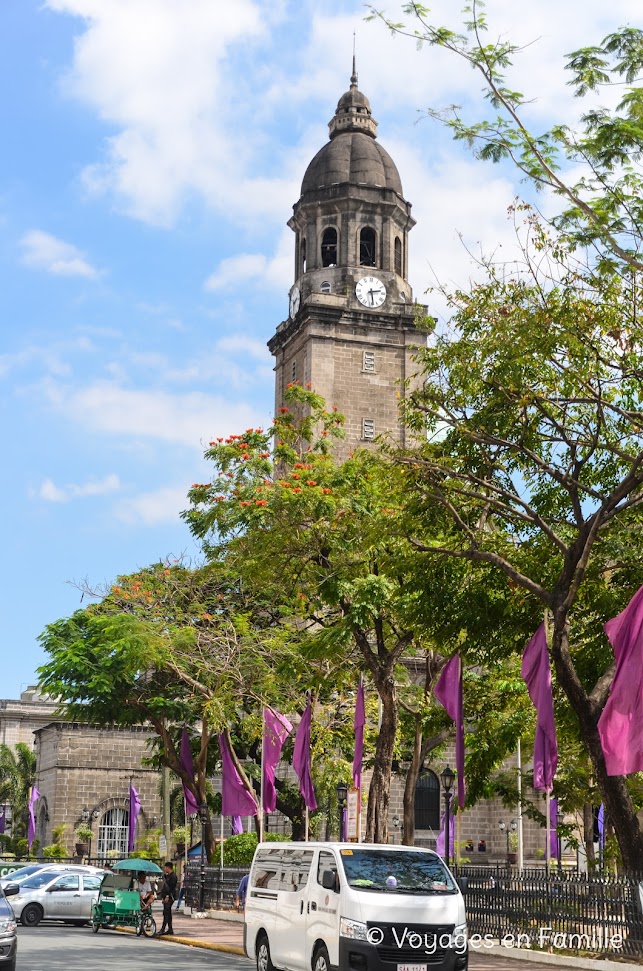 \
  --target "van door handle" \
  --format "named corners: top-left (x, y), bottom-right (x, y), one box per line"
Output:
top-left (300, 901), bottom-right (304, 914)
top-left (309, 901), bottom-right (317, 911)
